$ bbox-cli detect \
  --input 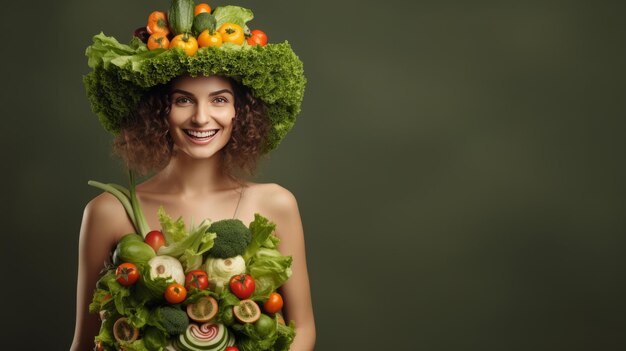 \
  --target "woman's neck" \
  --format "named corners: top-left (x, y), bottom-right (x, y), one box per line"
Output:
top-left (154, 152), bottom-right (238, 195)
